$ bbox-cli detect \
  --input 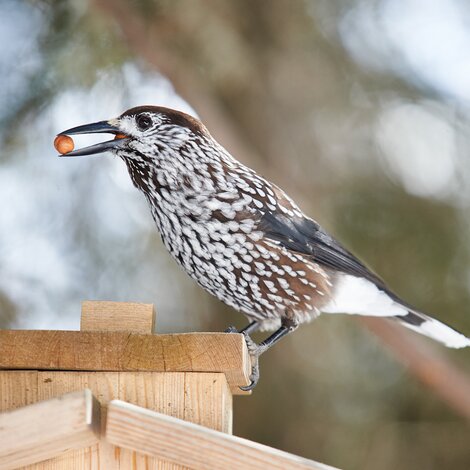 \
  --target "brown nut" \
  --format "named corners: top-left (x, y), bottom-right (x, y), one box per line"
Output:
top-left (54, 135), bottom-right (74, 154)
